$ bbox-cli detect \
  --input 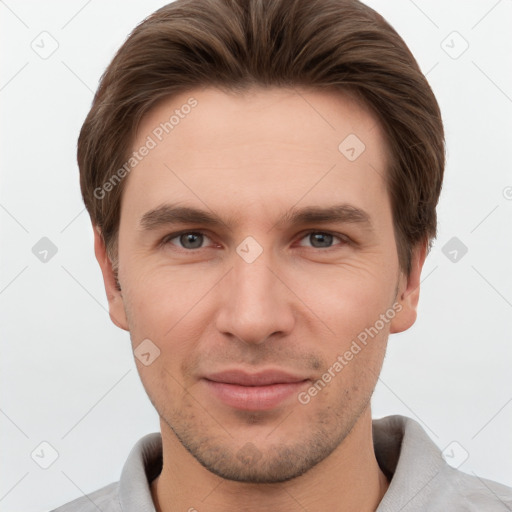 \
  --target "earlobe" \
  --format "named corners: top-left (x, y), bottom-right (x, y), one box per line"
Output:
top-left (93, 225), bottom-right (129, 331)
top-left (389, 240), bottom-right (428, 334)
